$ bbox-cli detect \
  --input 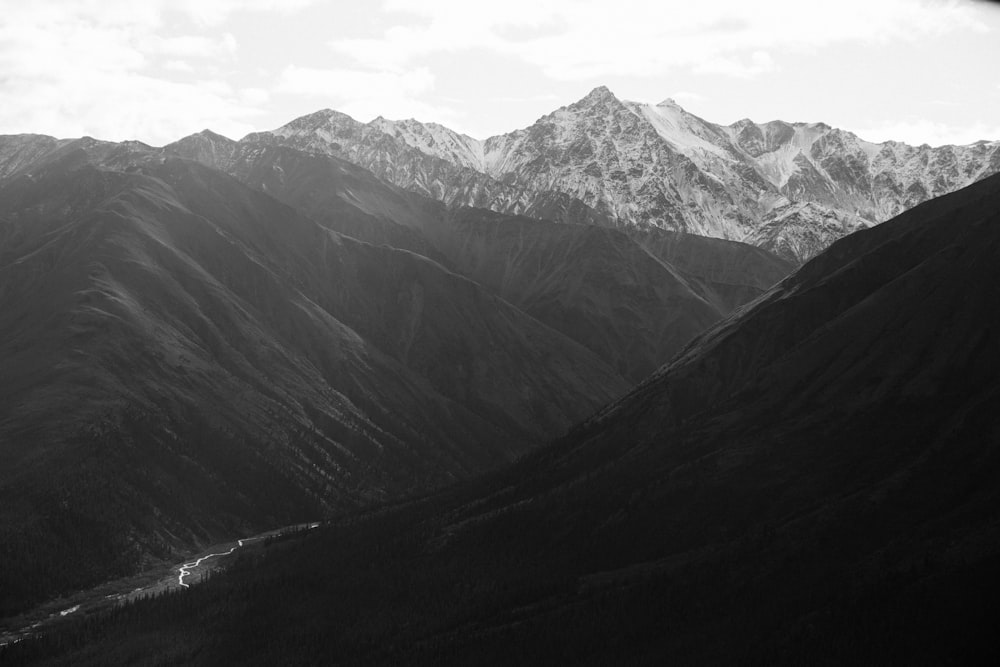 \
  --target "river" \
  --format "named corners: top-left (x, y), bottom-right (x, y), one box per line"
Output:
top-left (0, 521), bottom-right (320, 647)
